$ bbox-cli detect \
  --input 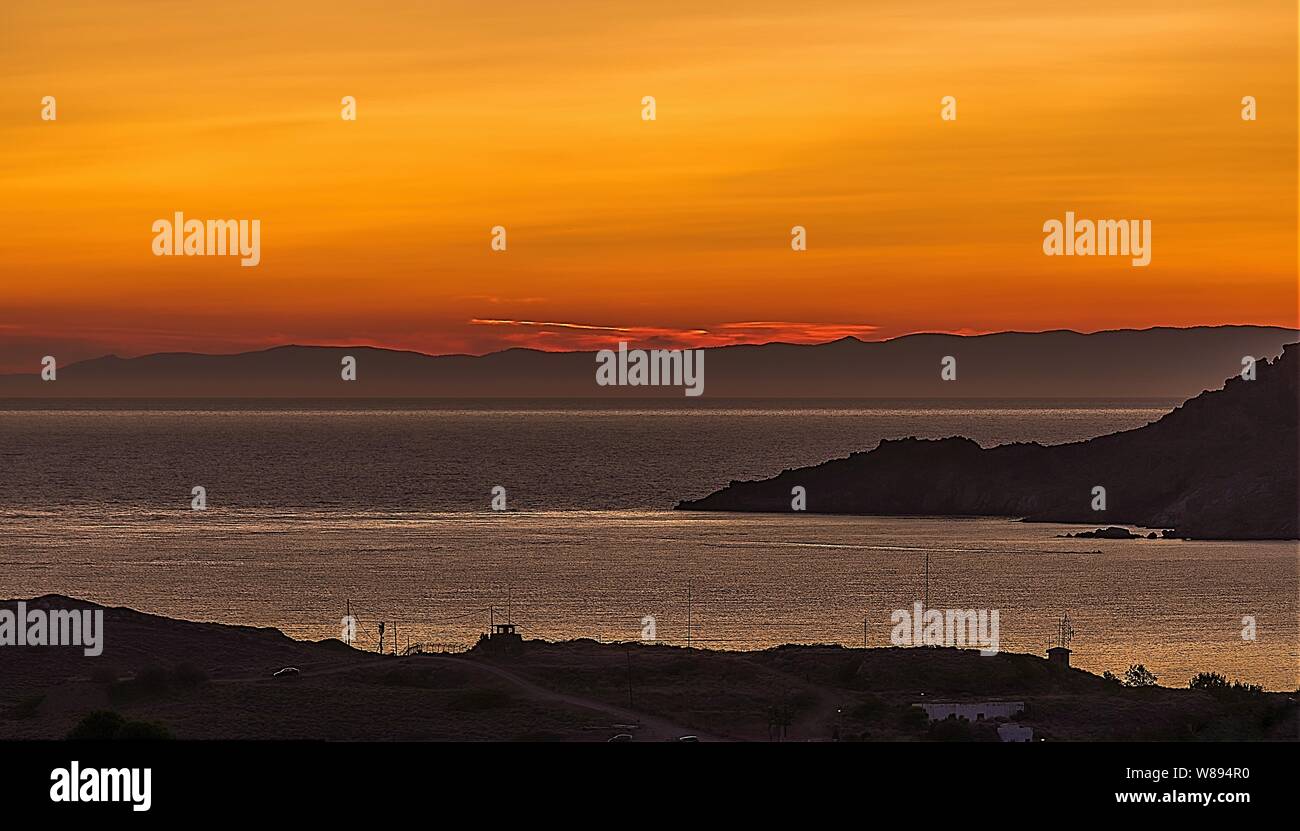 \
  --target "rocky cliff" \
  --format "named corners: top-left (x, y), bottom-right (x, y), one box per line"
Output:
top-left (677, 344), bottom-right (1299, 539)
